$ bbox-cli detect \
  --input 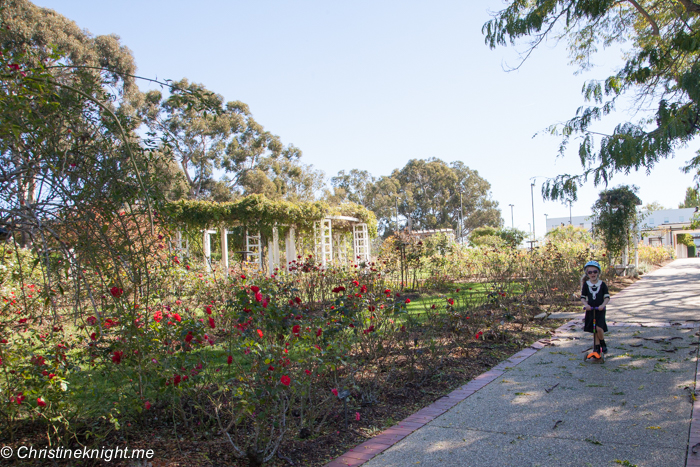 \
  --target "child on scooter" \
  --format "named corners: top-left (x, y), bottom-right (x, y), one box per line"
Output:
top-left (580, 260), bottom-right (610, 354)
